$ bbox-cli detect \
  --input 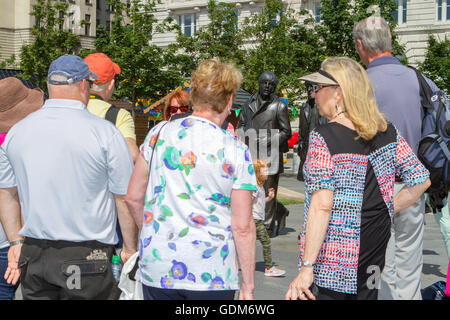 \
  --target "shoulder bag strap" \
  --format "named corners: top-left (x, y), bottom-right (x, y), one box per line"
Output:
top-left (147, 121), bottom-right (169, 178)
